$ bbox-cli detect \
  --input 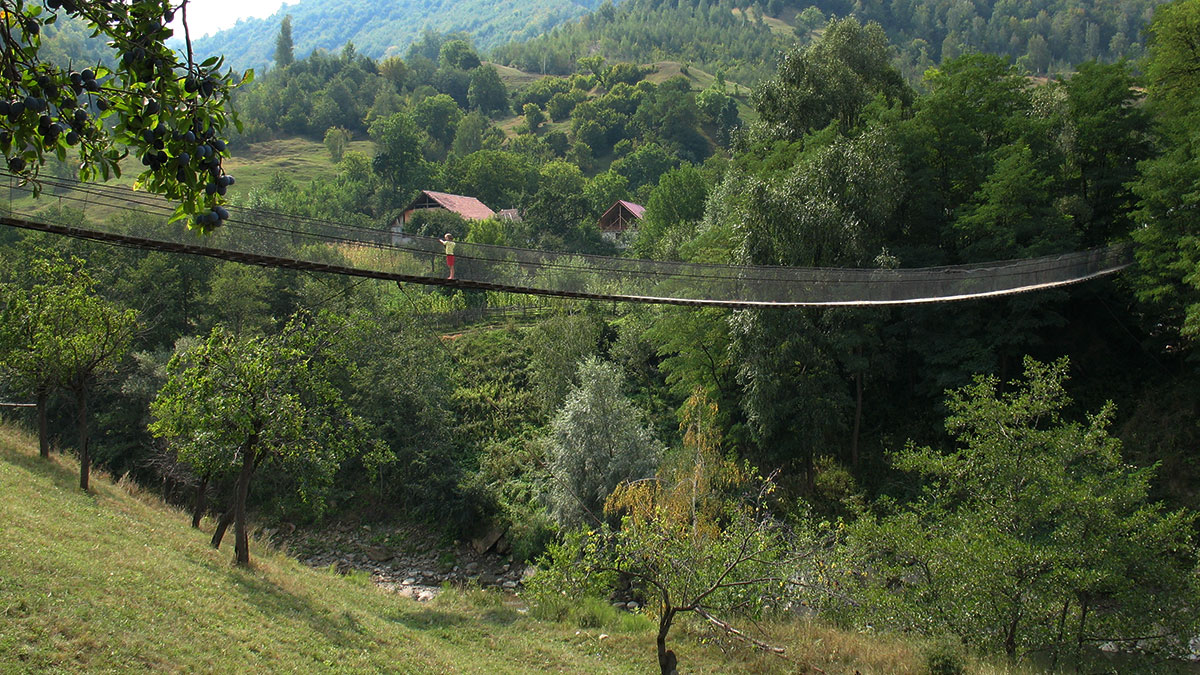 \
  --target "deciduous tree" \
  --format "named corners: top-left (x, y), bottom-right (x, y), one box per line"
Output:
top-left (545, 357), bottom-right (662, 527)
top-left (632, 164), bottom-right (709, 260)
top-left (0, 251), bottom-right (136, 491)
top-left (753, 17), bottom-right (912, 139)
top-left (536, 392), bottom-right (807, 675)
top-left (839, 357), bottom-right (1199, 661)
top-left (369, 110), bottom-right (428, 207)
top-left (149, 312), bottom-right (381, 565)
top-left (438, 39), bottom-right (480, 71)
top-left (1130, 0), bottom-right (1200, 345)
top-left (467, 65), bottom-right (508, 116)
top-left (322, 126), bottom-right (350, 163)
